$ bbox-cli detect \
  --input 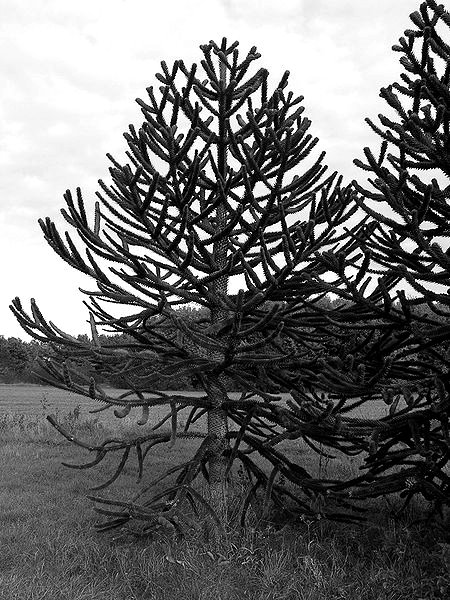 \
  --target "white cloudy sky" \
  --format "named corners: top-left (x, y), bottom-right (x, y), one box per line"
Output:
top-left (1, 0), bottom-right (423, 340)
